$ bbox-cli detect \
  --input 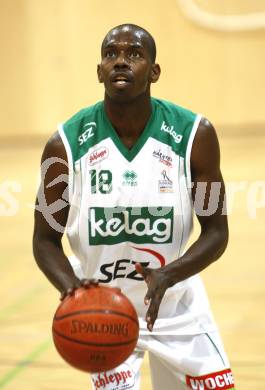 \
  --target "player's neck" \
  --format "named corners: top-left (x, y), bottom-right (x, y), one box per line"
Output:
top-left (103, 93), bottom-right (152, 146)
